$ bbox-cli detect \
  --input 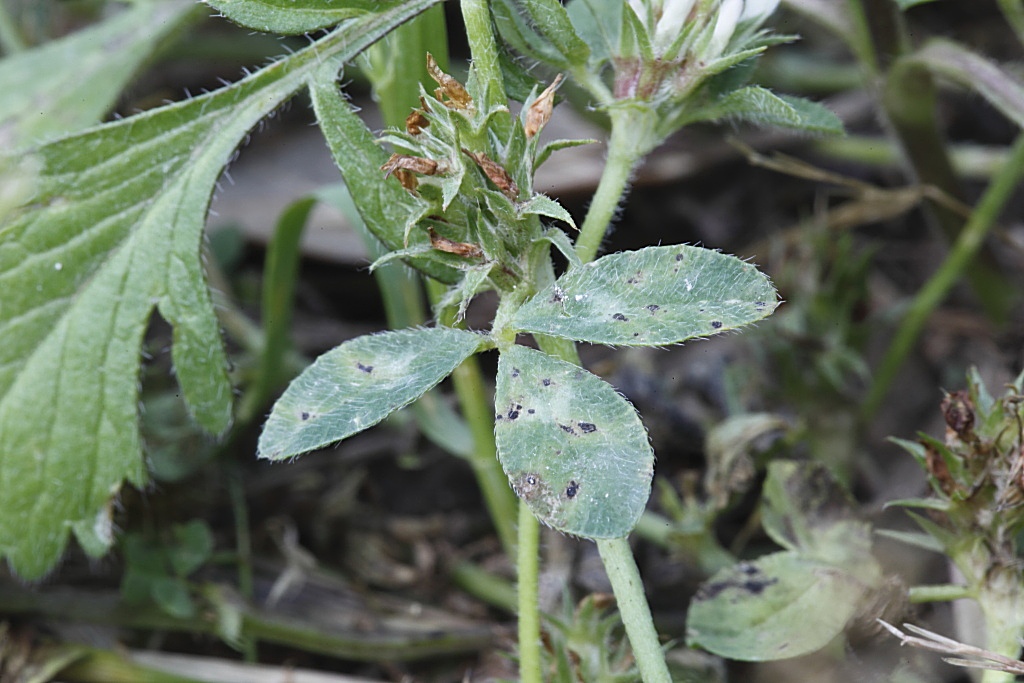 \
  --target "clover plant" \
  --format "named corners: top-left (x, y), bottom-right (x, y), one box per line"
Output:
top-left (0, 0), bottom-right (849, 679)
